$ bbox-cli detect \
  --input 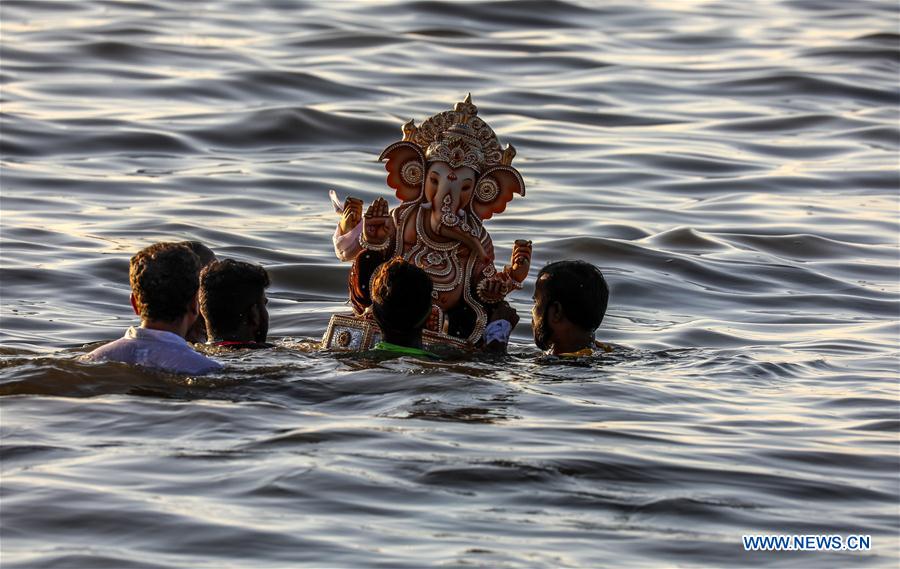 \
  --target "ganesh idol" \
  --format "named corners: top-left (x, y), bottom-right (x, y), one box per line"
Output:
top-left (322, 95), bottom-right (532, 350)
